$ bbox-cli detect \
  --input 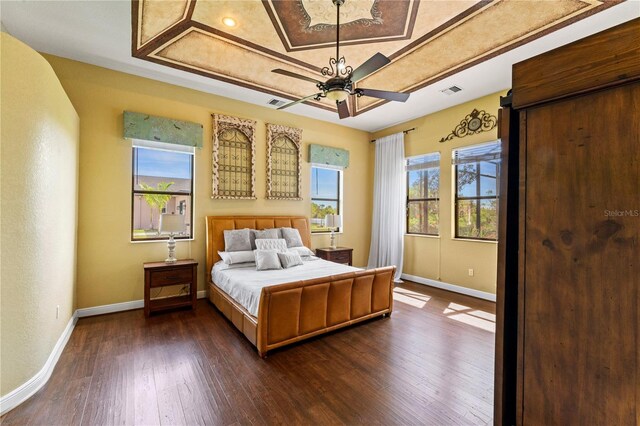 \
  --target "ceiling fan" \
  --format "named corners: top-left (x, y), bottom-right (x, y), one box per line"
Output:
top-left (271, 0), bottom-right (409, 119)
